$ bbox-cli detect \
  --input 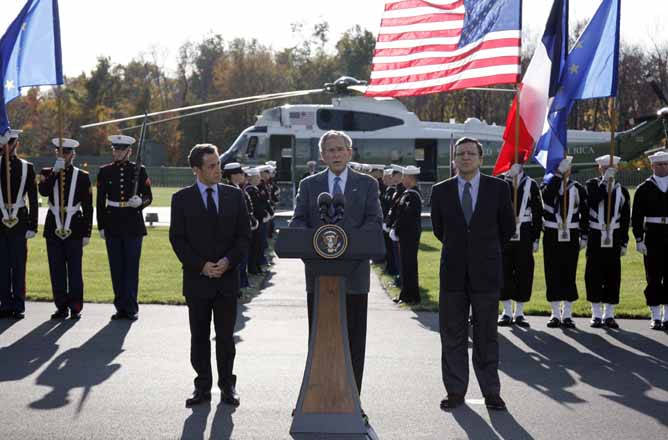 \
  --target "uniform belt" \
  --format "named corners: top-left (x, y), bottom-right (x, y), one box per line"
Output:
top-left (589, 222), bottom-right (620, 230)
top-left (543, 220), bottom-right (579, 229)
top-left (518, 215), bottom-right (532, 223)
top-left (0, 200), bottom-right (26, 209)
top-left (645, 216), bottom-right (668, 225)
top-left (48, 203), bottom-right (82, 215)
top-left (107, 200), bottom-right (131, 208)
